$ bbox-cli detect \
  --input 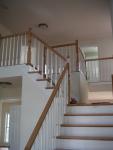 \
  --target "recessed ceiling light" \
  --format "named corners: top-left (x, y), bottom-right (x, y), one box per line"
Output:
top-left (35, 23), bottom-right (48, 30)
